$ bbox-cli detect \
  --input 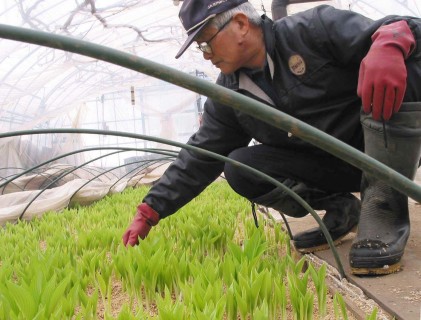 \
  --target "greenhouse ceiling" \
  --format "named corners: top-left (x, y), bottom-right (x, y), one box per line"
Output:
top-left (0, 0), bottom-right (280, 132)
top-left (0, 0), bottom-right (419, 132)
